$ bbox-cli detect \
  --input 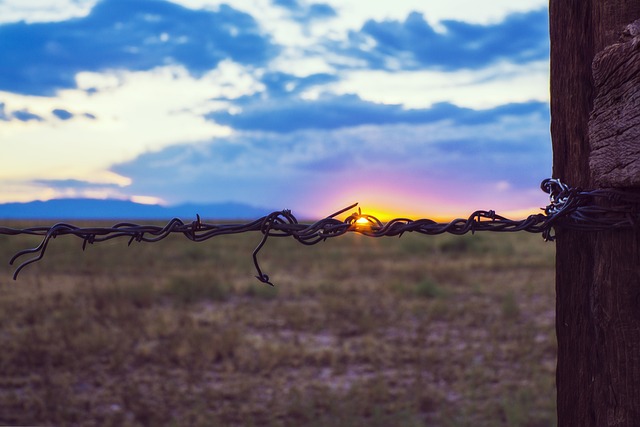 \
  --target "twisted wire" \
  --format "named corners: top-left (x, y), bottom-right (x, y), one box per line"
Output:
top-left (2, 178), bottom-right (640, 284)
